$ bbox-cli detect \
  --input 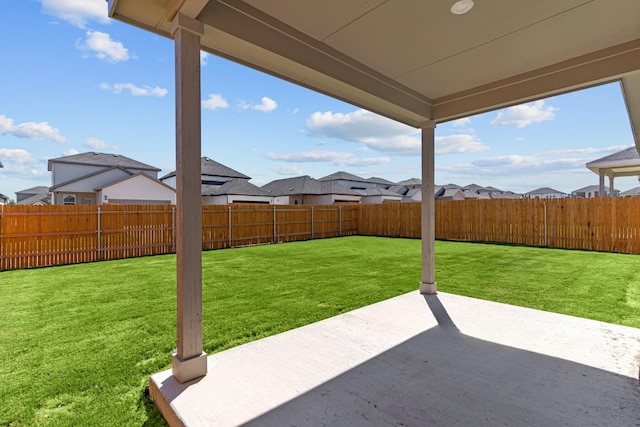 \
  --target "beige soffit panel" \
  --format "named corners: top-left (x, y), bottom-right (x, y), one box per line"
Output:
top-left (399, 0), bottom-right (640, 99)
top-left (243, 0), bottom-right (387, 41)
top-left (432, 39), bottom-right (640, 122)
top-left (620, 74), bottom-right (640, 151)
top-left (320, 0), bottom-right (591, 84)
